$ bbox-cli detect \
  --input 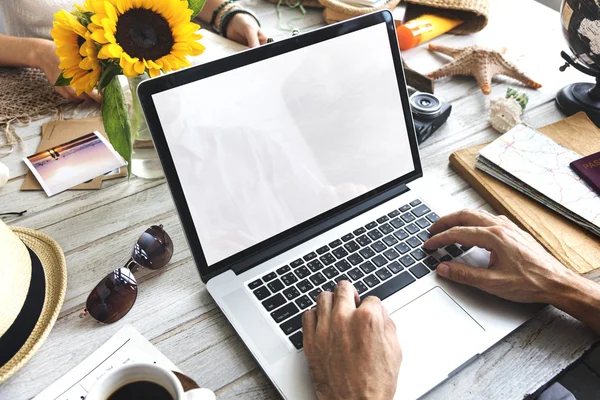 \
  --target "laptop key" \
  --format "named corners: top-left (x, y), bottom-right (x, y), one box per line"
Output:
top-left (280, 313), bottom-right (303, 335)
top-left (348, 268), bottom-right (364, 281)
top-left (372, 255), bottom-right (388, 268)
top-left (359, 261), bottom-right (376, 274)
top-left (320, 253), bottom-right (336, 266)
top-left (276, 265), bottom-right (291, 275)
top-left (290, 258), bottom-right (304, 268)
top-left (303, 252), bottom-right (317, 261)
top-left (335, 259), bottom-right (352, 272)
top-left (376, 268), bottom-right (392, 281)
top-left (360, 271), bottom-right (415, 301)
top-left (394, 242), bottom-right (411, 254)
top-left (411, 249), bottom-right (428, 261)
top-left (341, 233), bottom-right (354, 242)
top-left (410, 199), bottom-right (422, 206)
top-left (344, 240), bottom-right (360, 253)
top-left (367, 229), bottom-right (383, 240)
top-left (267, 279), bottom-right (284, 293)
top-left (401, 213), bottom-right (416, 223)
top-left (309, 288), bottom-right (323, 302)
top-left (376, 216), bottom-right (389, 224)
top-left (295, 266), bottom-right (311, 279)
top-left (283, 286), bottom-right (301, 300)
top-left (387, 261), bottom-right (404, 274)
top-left (379, 223), bottom-right (394, 235)
top-left (263, 272), bottom-right (277, 282)
top-left (383, 248), bottom-right (400, 261)
top-left (460, 245), bottom-right (473, 252)
top-left (400, 255), bottom-right (416, 267)
top-left (406, 237), bottom-right (422, 248)
top-left (322, 281), bottom-right (336, 292)
top-left (295, 295), bottom-right (312, 309)
top-left (390, 218), bottom-right (404, 229)
top-left (329, 239), bottom-right (342, 248)
top-left (356, 235), bottom-right (372, 247)
top-left (309, 273), bottom-right (327, 286)
top-left (410, 263), bottom-right (430, 279)
top-left (335, 274), bottom-right (350, 284)
top-left (405, 223), bottom-right (419, 235)
top-left (417, 230), bottom-right (432, 242)
top-left (427, 212), bottom-right (440, 223)
top-left (445, 244), bottom-right (463, 257)
top-left (354, 281), bottom-right (368, 294)
top-left (316, 245), bottom-right (330, 255)
top-left (348, 253), bottom-right (364, 266)
top-left (371, 241), bottom-right (387, 253)
top-left (253, 286), bottom-right (271, 300)
top-left (399, 204), bottom-right (411, 212)
top-left (423, 257), bottom-right (439, 270)
top-left (393, 229), bottom-right (409, 241)
top-left (272, 303), bottom-right (299, 323)
top-left (363, 274), bottom-right (381, 288)
top-left (388, 210), bottom-right (400, 218)
top-left (248, 279), bottom-right (262, 289)
top-left (289, 331), bottom-right (304, 350)
top-left (332, 247), bottom-right (349, 259)
top-left (359, 247), bottom-right (376, 259)
top-left (262, 293), bottom-right (286, 311)
top-left (353, 227), bottom-right (366, 235)
top-left (323, 266), bottom-right (340, 279)
top-left (382, 235), bottom-right (398, 247)
top-left (439, 254), bottom-right (452, 262)
top-left (412, 204), bottom-right (431, 217)
top-left (307, 260), bottom-right (324, 272)
top-left (365, 221), bottom-right (378, 229)
top-left (297, 279), bottom-right (314, 293)
top-left (416, 218), bottom-right (430, 229)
